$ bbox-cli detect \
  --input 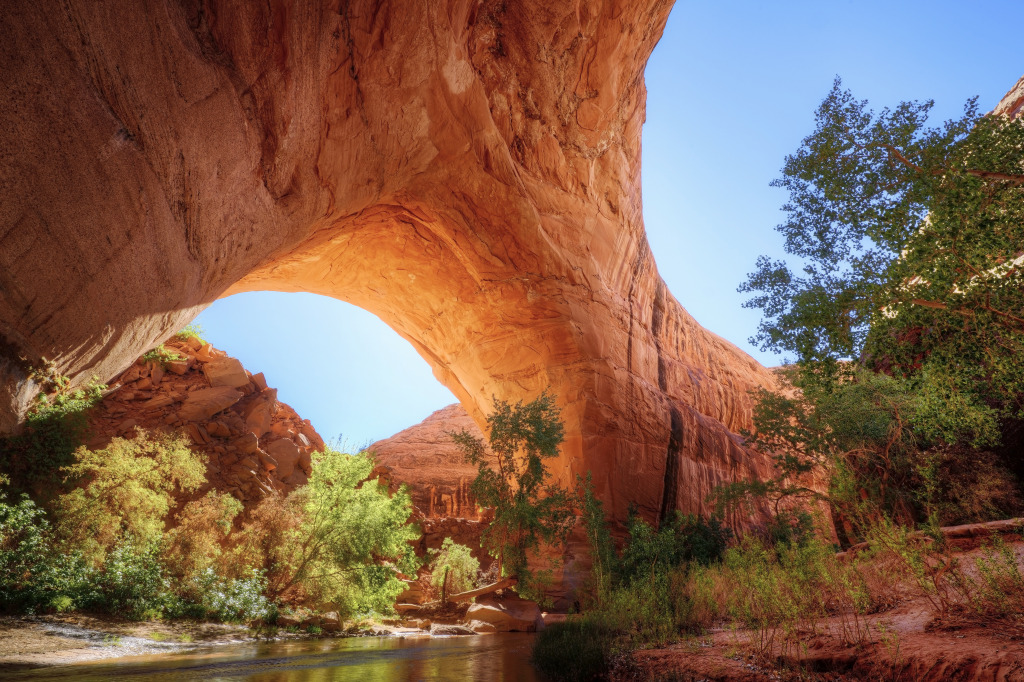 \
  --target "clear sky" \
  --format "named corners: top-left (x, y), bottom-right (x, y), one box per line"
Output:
top-left (194, 0), bottom-right (1024, 446)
